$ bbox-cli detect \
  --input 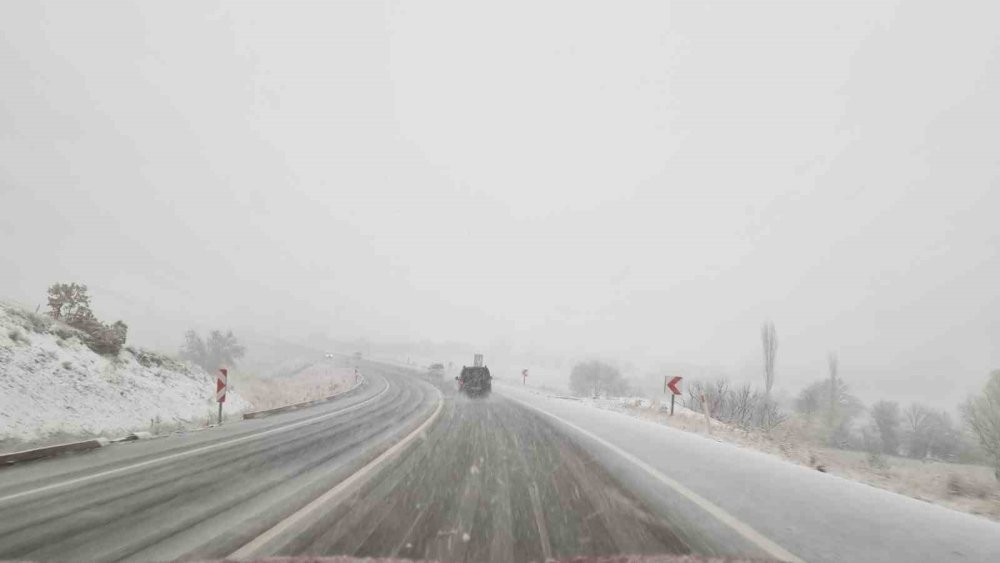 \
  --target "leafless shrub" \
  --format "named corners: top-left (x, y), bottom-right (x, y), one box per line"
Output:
top-left (730, 383), bottom-right (758, 430)
top-left (685, 378), bottom-right (729, 418)
top-left (904, 403), bottom-right (961, 460)
top-left (756, 397), bottom-right (787, 432)
top-left (686, 378), bottom-right (786, 432)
